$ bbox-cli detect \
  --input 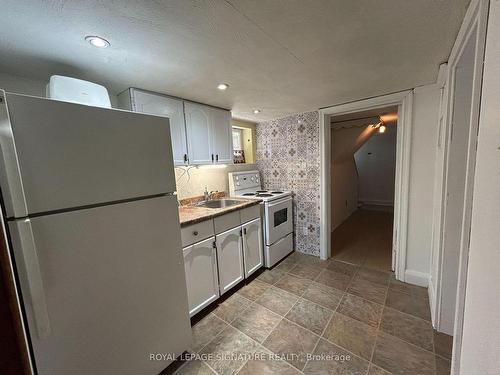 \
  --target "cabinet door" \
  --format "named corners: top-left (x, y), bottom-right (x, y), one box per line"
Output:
top-left (210, 107), bottom-right (233, 164)
top-left (130, 89), bottom-right (188, 166)
top-left (184, 102), bottom-right (213, 165)
top-left (216, 226), bottom-right (244, 295)
top-left (242, 218), bottom-right (264, 278)
top-left (183, 236), bottom-right (219, 316)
